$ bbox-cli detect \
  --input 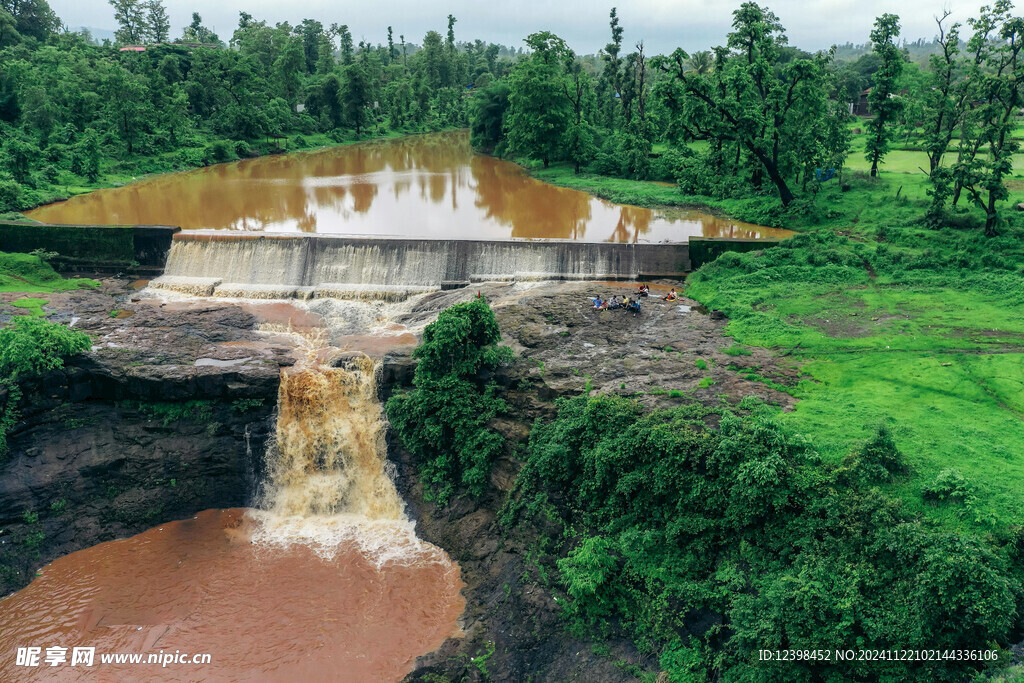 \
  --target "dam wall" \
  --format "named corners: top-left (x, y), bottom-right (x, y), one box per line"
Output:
top-left (153, 233), bottom-right (693, 299)
top-left (0, 221), bottom-right (180, 274)
top-left (688, 236), bottom-right (781, 270)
